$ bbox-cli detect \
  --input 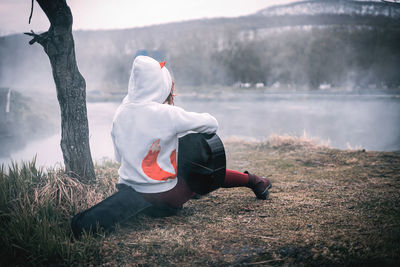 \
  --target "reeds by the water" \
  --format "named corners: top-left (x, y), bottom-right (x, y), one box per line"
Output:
top-left (0, 159), bottom-right (118, 266)
top-left (267, 132), bottom-right (331, 149)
